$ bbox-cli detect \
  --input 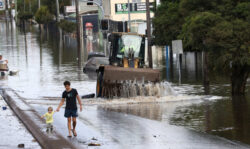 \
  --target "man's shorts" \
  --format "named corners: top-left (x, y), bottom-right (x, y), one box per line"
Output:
top-left (64, 109), bottom-right (78, 118)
